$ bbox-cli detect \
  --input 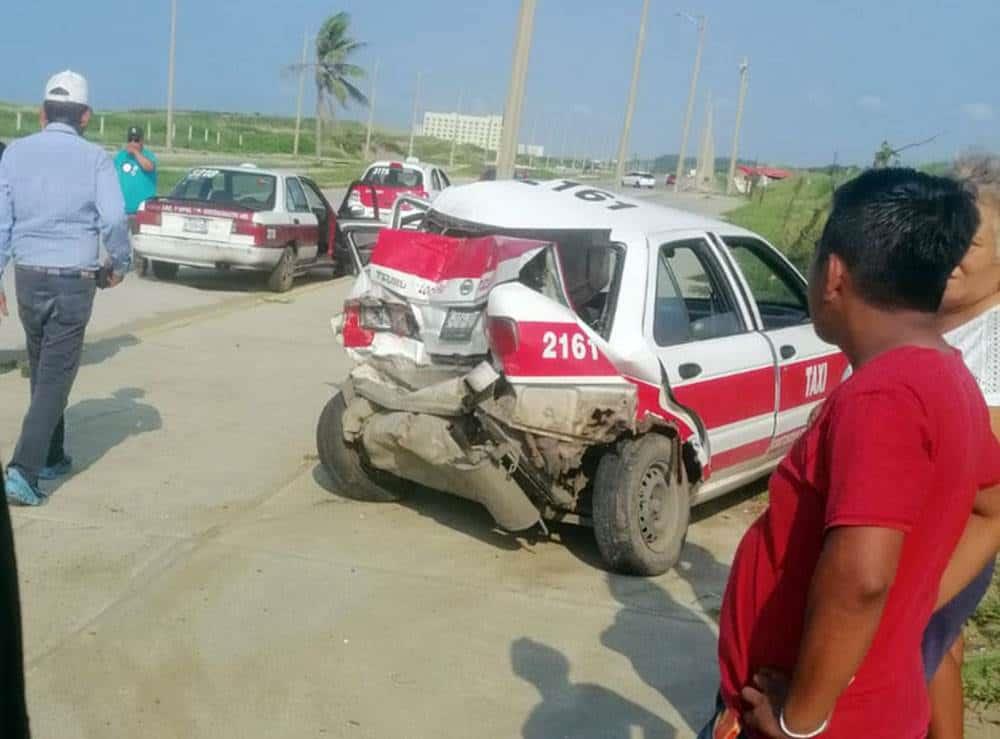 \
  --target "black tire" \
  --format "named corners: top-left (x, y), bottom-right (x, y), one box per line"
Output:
top-left (592, 434), bottom-right (689, 576)
top-left (316, 392), bottom-right (408, 502)
top-left (151, 261), bottom-right (179, 280)
top-left (267, 246), bottom-right (296, 293)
